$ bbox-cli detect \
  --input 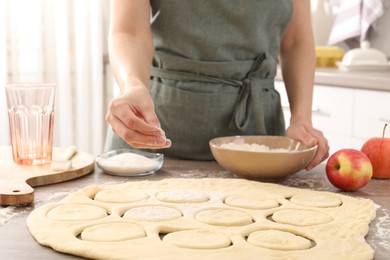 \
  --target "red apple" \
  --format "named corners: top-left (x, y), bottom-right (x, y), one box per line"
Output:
top-left (326, 149), bottom-right (373, 191)
top-left (361, 124), bottom-right (390, 179)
